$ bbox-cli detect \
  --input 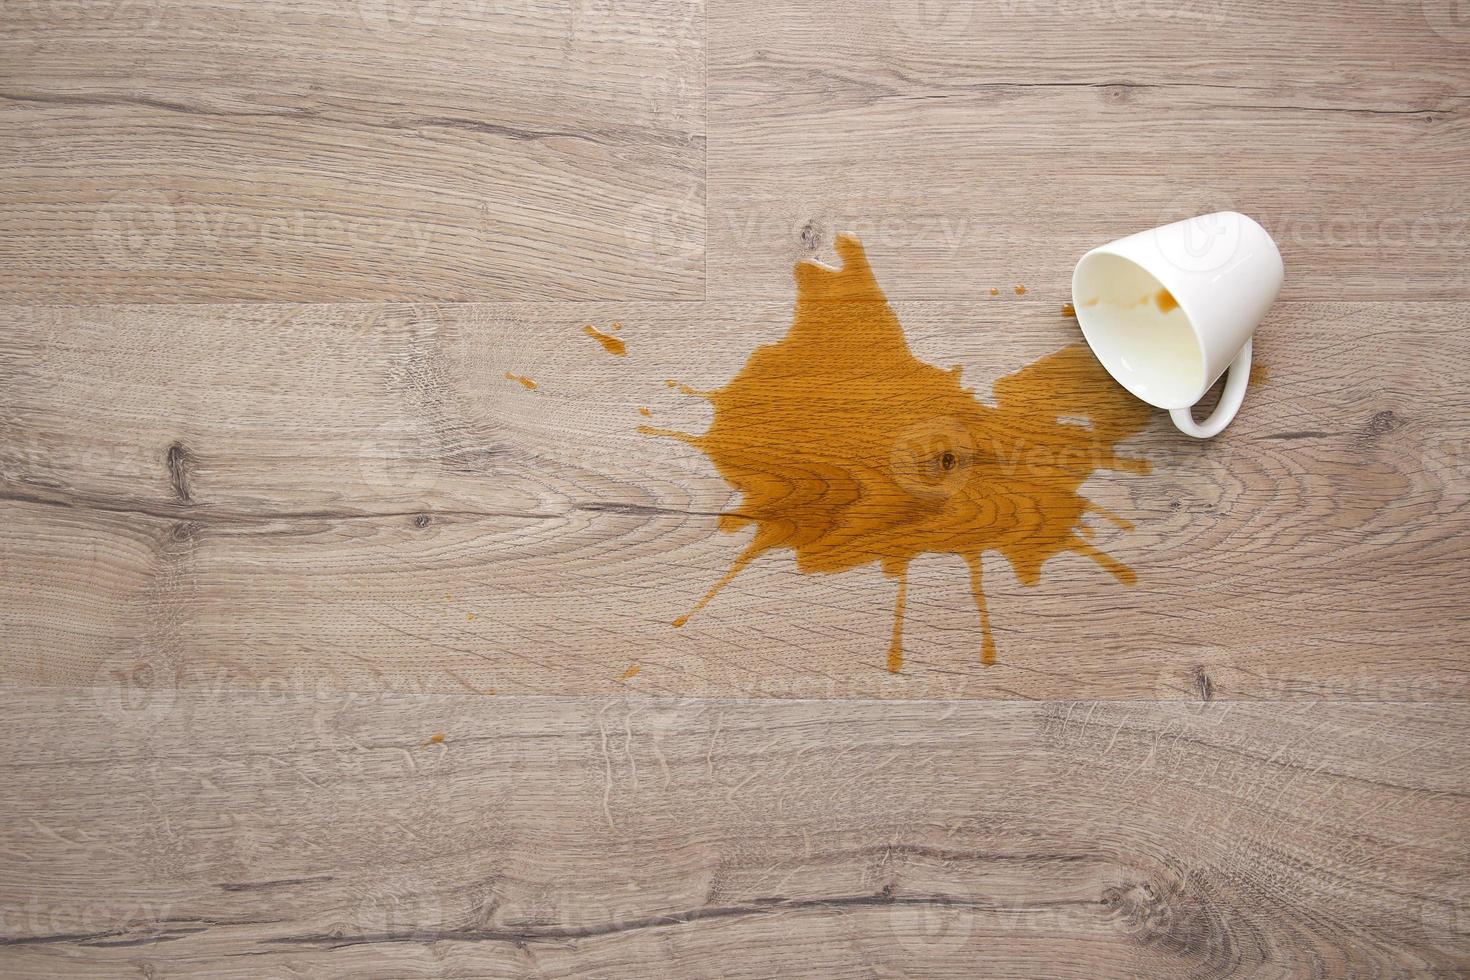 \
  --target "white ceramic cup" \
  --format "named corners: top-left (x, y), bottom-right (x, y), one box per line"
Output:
top-left (1071, 211), bottom-right (1284, 438)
